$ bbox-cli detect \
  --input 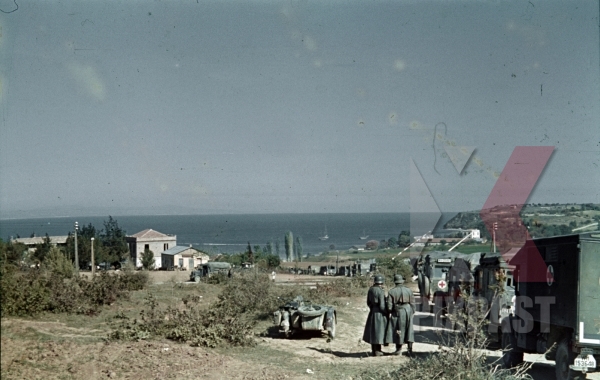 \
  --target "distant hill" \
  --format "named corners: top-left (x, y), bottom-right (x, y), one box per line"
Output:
top-left (444, 203), bottom-right (600, 239)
